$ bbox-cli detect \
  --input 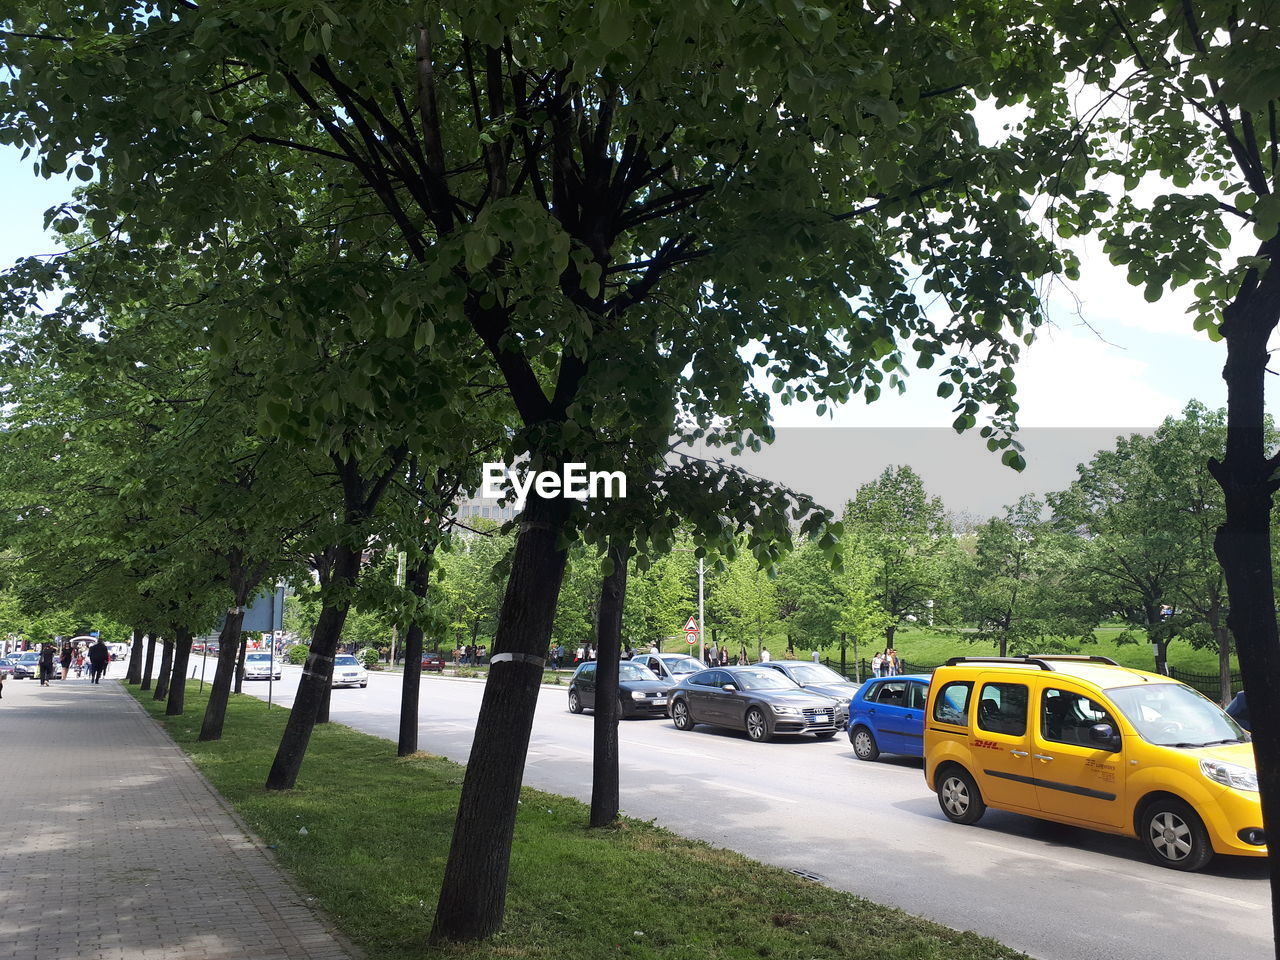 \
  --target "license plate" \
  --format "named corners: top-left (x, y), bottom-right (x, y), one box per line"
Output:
top-left (651, 698), bottom-right (667, 705)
